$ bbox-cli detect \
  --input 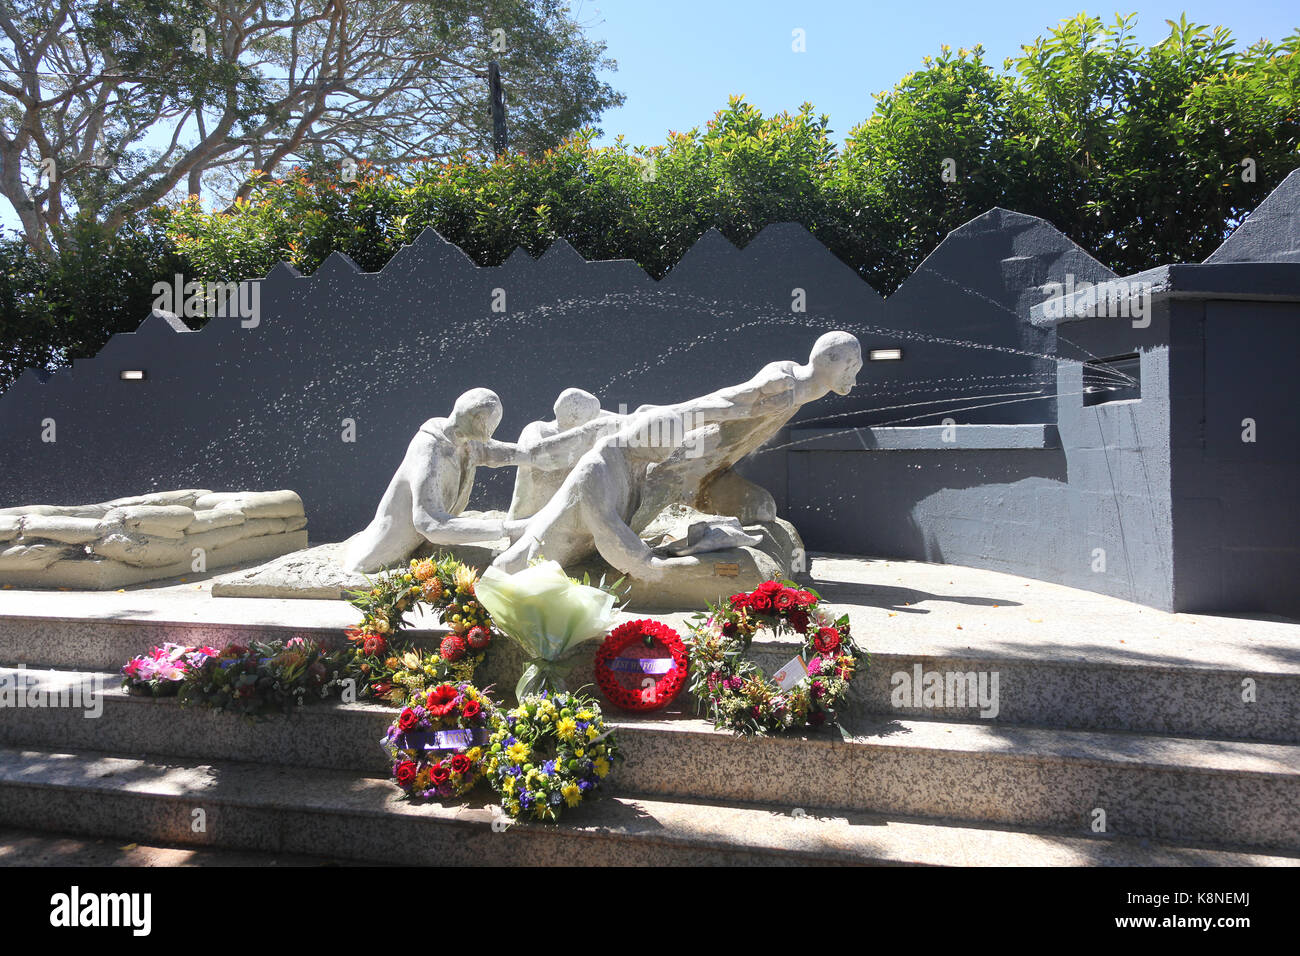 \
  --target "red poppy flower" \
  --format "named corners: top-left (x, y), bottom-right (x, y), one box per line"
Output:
top-left (426, 684), bottom-right (458, 716)
top-left (813, 627), bottom-right (841, 655)
top-left (461, 699), bottom-right (482, 719)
